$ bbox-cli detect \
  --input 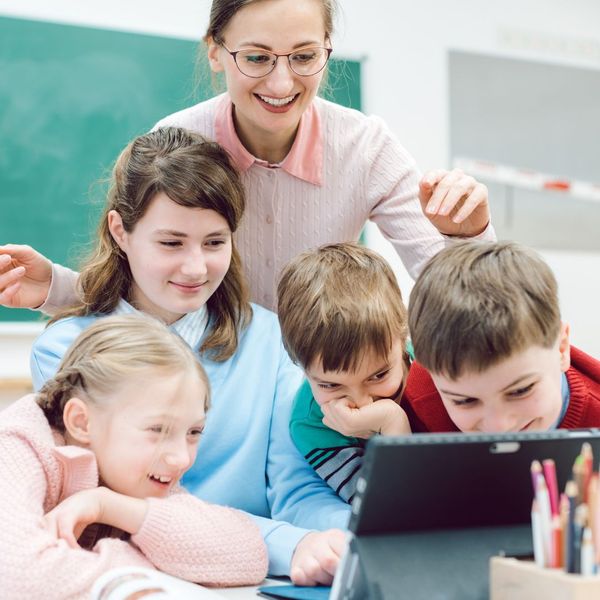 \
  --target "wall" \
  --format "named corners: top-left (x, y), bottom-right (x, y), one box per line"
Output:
top-left (1, 0), bottom-right (599, 375)
top-left (1, 0), bottom-right (599, 169)
top-left (338, 0), bottom-right (600, 357)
